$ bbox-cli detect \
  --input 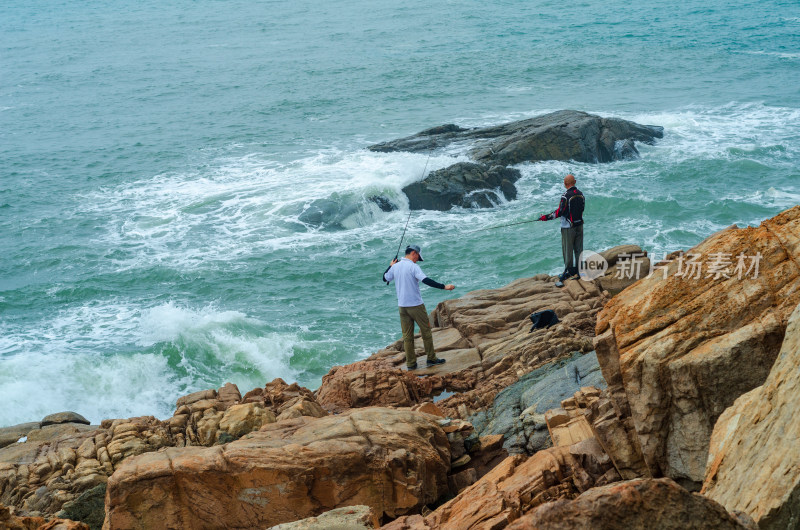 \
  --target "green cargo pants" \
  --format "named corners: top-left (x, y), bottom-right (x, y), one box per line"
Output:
top-left (561, 223), bottom-right (584, 275)
top-left (399, 304), bottom-right (435, 367)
